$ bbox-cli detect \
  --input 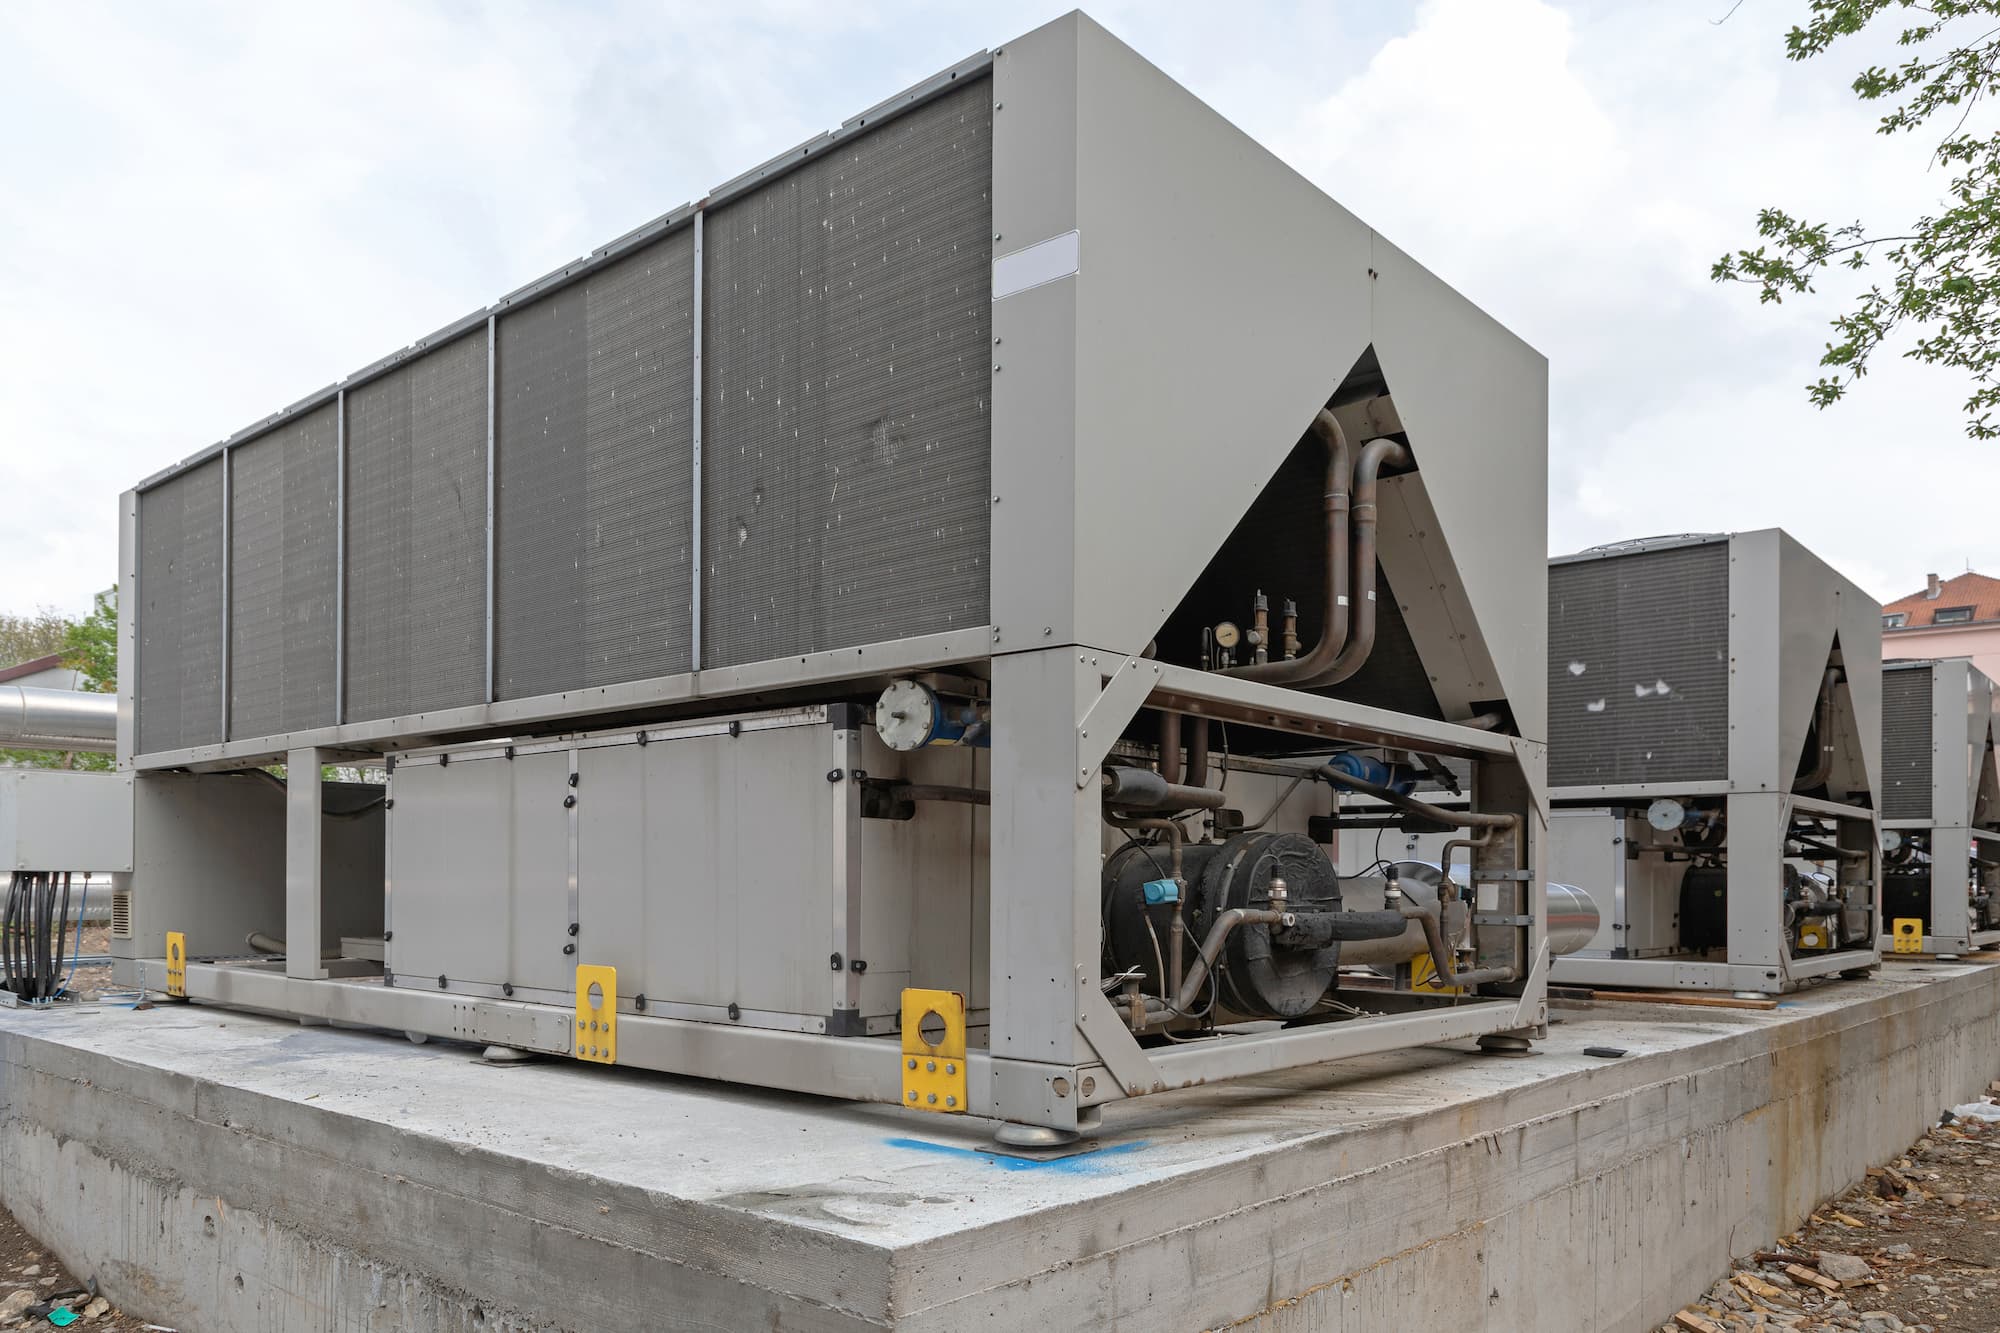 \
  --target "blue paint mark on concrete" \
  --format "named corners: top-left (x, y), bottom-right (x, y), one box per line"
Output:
top-left (883, 1136), bottom-right (1150, 1173)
